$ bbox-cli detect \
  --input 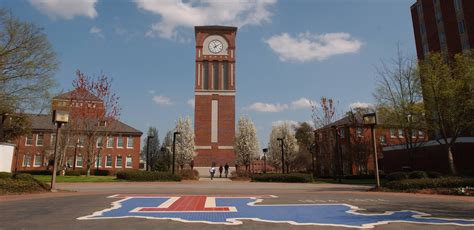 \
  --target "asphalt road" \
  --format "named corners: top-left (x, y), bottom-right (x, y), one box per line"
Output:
top-left (0, 181), bottom-right (473, 230)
